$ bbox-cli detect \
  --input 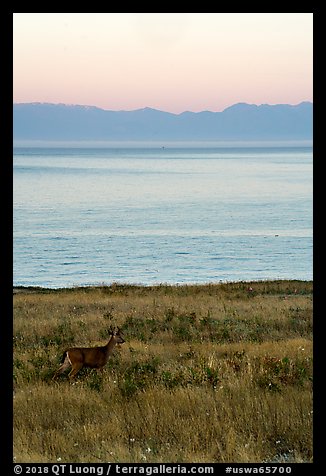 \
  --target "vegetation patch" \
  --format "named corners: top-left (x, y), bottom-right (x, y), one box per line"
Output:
top-left (13, 280), bottom-right (313, 463)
